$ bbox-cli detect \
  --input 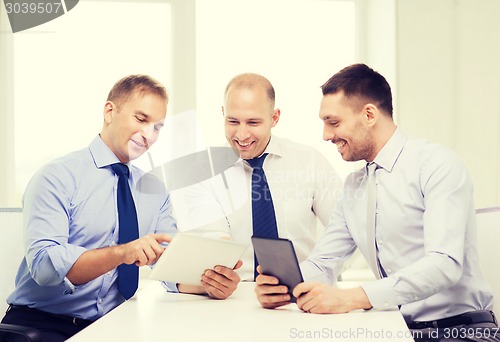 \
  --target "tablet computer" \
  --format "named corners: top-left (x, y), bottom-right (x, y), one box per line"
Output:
top-left (149, 233), bottom-right (248, 285)
top-left (251, 236), bottom-right (304, 302)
